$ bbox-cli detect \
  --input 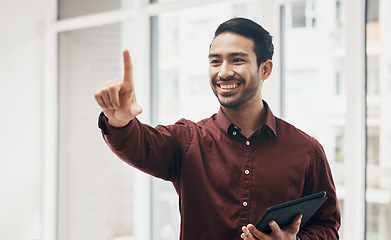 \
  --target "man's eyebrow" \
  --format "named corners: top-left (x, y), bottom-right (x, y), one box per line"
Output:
top-left (208, 52), bottom-right (249, 58)
top-left (230, 52), bottom-right (249, 57)
top-left (208, 53), bottom-right (221, 58)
